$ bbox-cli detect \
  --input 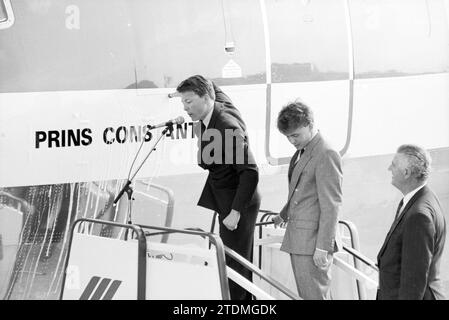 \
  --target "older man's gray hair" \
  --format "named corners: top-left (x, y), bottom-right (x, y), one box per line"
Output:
top-left (397, 144), bottom-right (432, 182)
